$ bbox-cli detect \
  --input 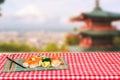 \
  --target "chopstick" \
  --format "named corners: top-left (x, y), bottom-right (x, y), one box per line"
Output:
top-left (9, 55), bottom-right (14, 70)
top-left (7, 57), bottom-right (26, 69)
